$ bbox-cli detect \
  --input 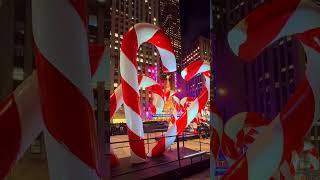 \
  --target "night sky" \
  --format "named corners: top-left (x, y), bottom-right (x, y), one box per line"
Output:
top-left (180, 0), bottom-right (210, 52)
